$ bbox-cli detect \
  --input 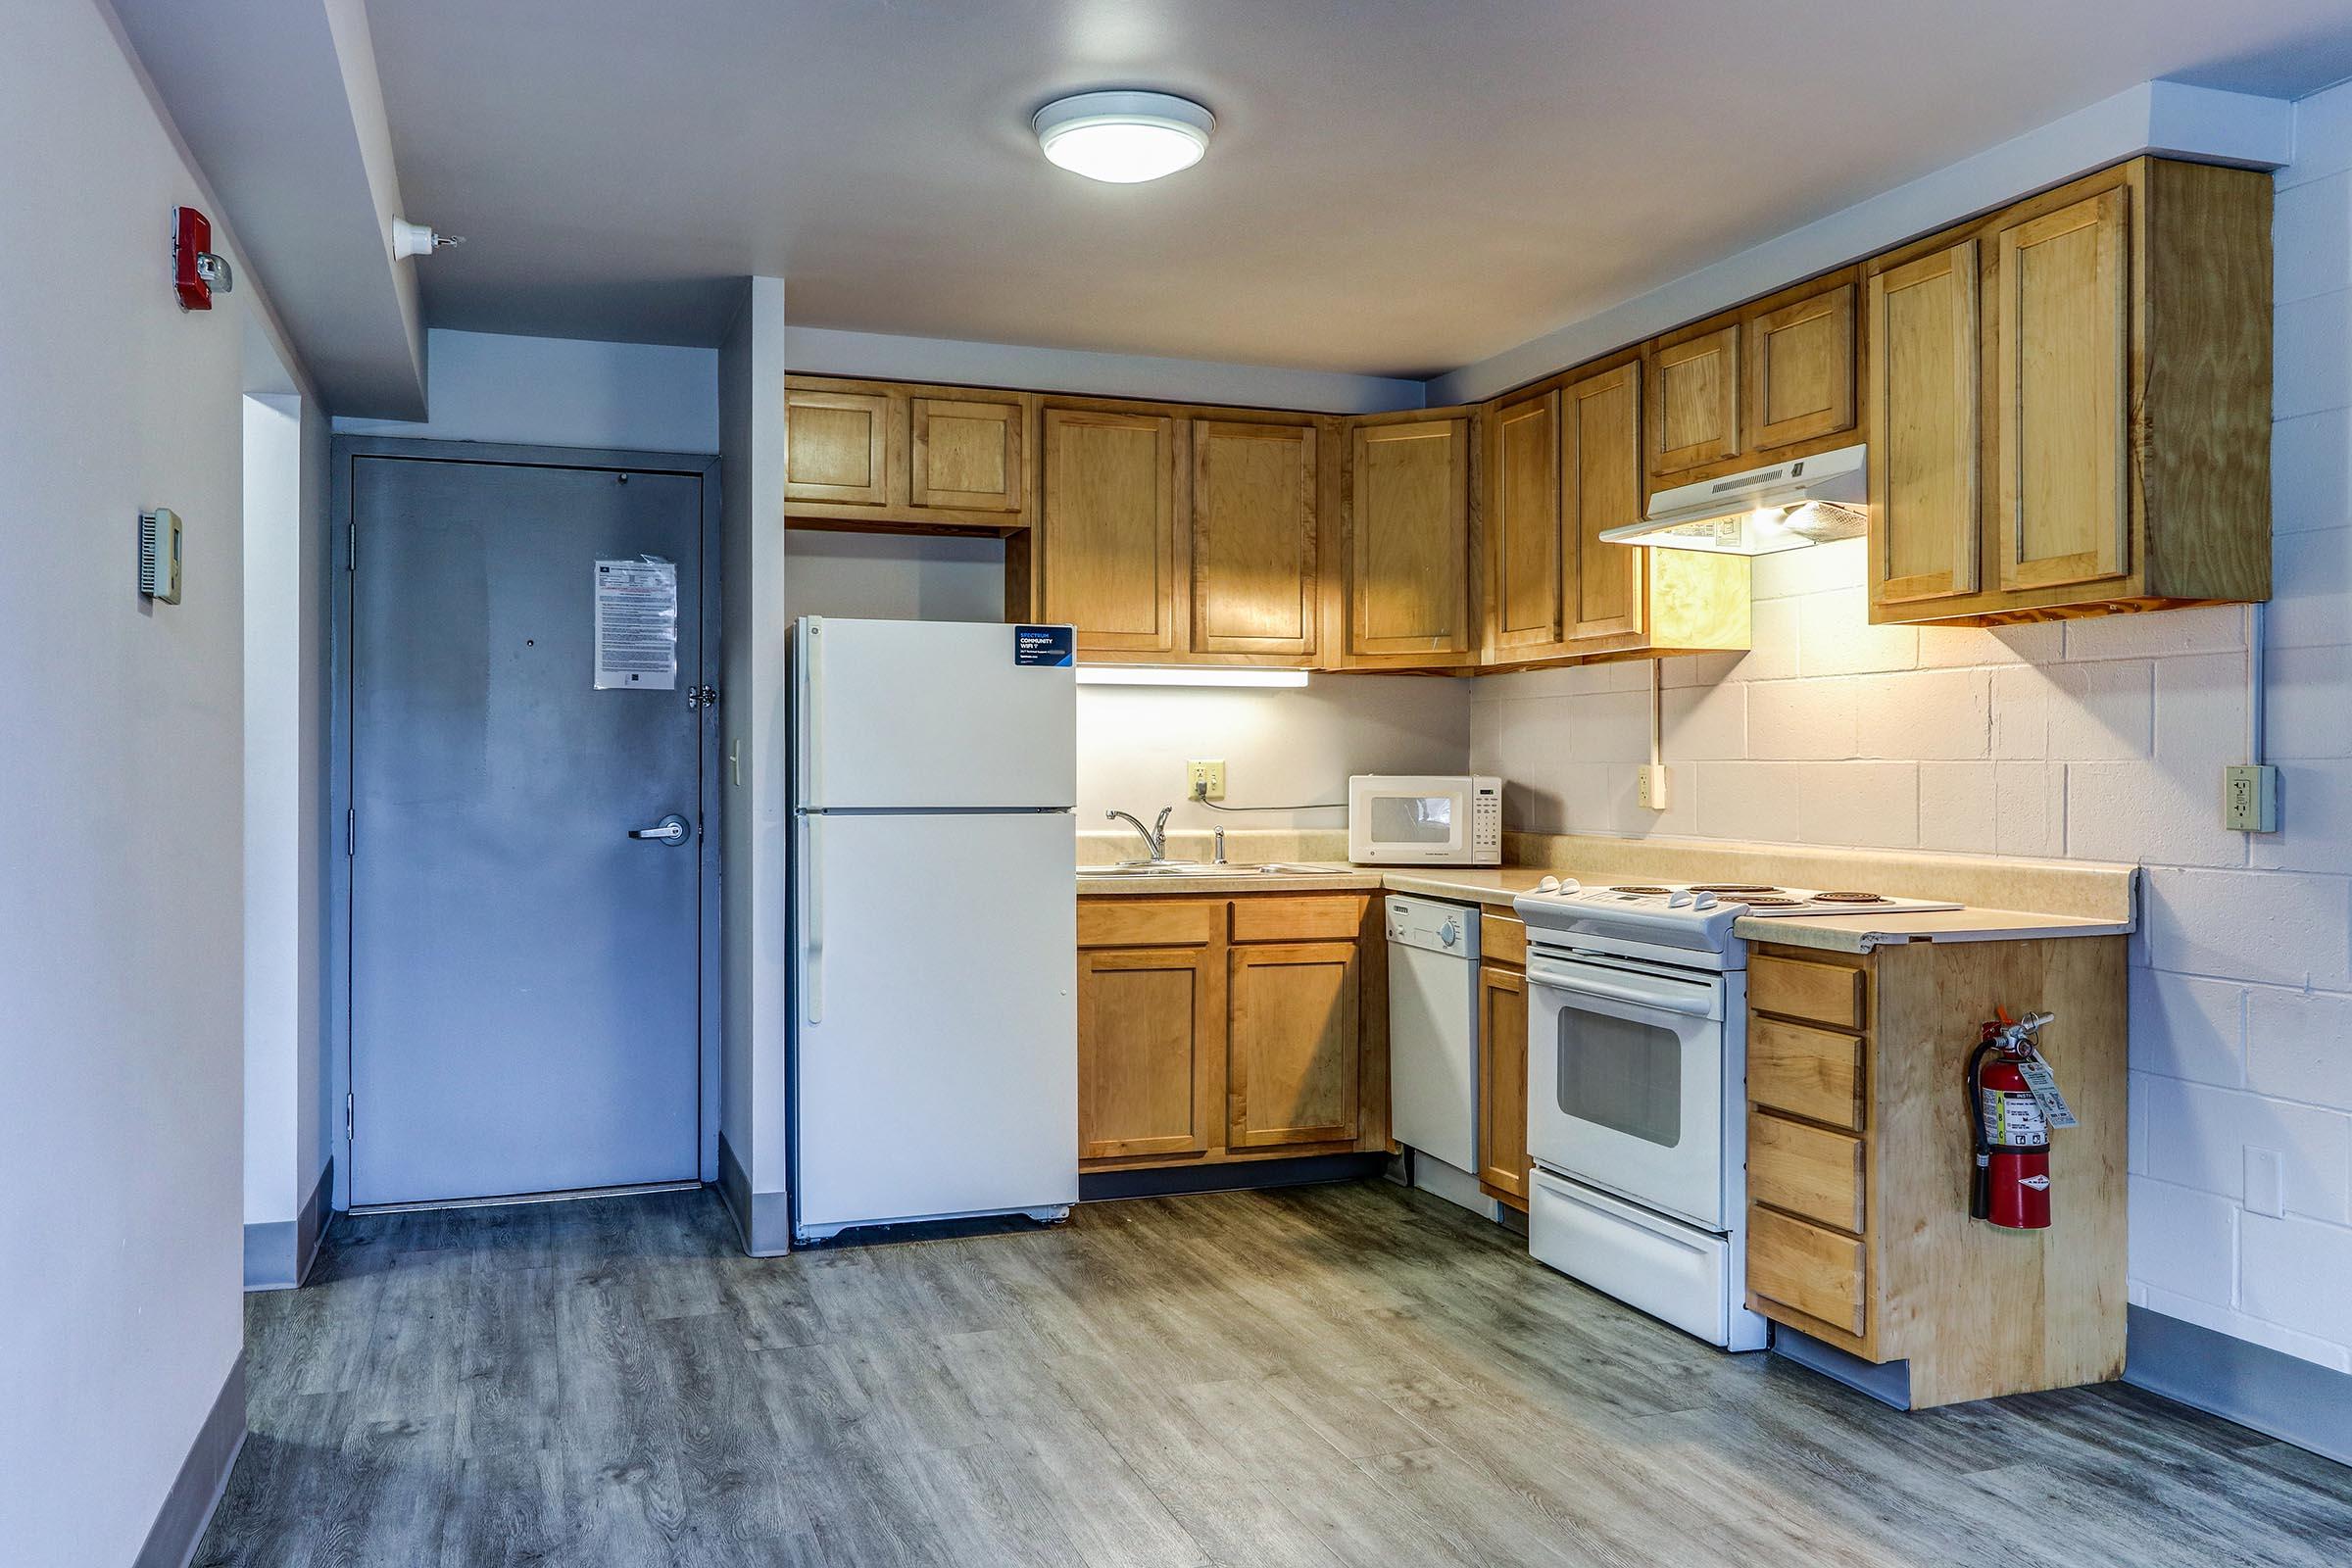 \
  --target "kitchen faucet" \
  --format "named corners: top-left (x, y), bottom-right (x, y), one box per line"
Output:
top-left (1105, 806), bottom-right (1175, 862)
